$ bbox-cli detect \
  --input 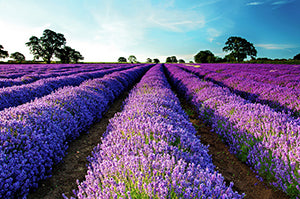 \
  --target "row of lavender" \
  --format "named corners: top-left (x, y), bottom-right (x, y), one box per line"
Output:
top-left (180, 63), bottom-right (300, 117)
top-left (185, 63), bottom-right (300, 88)
top-left (67, 64), bottom-right (243, 198)
top-left (0, 64), bottom-right (152, 198)
top-left (0, 64), bottom-right (132, 88)
top-left (0, 64), bottom-right (136, 111)
top-left (165, 64), bottom-right (299, 198)
top-left (0, 64), bottom-right (111, 79)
